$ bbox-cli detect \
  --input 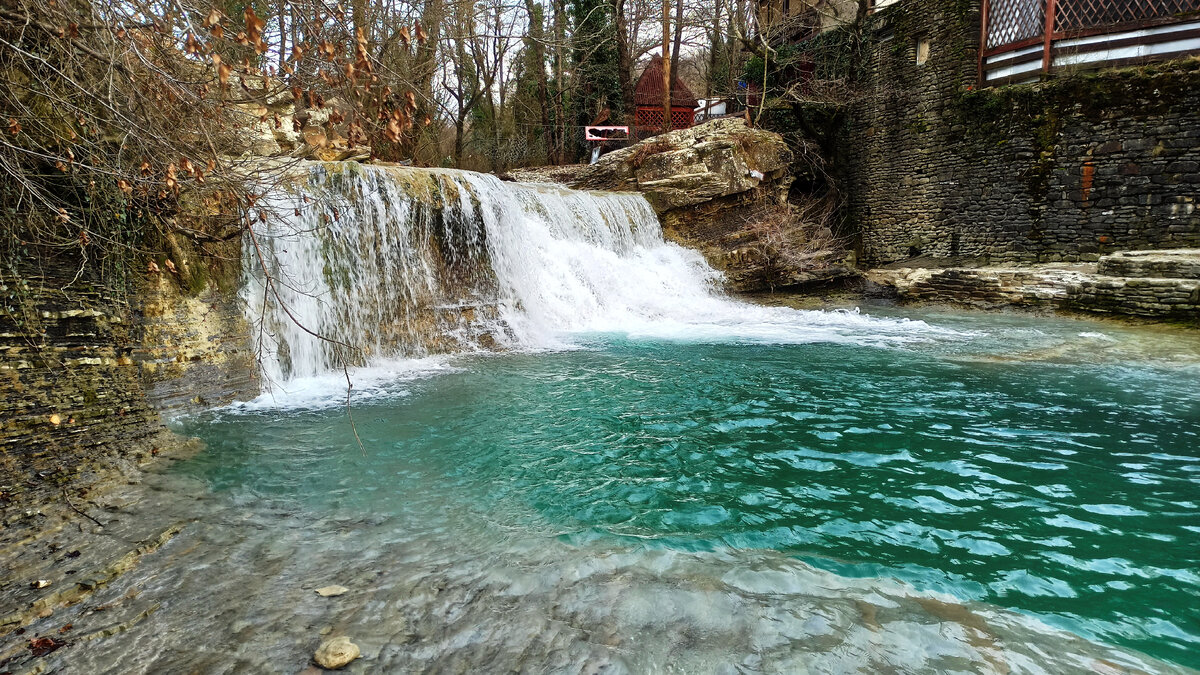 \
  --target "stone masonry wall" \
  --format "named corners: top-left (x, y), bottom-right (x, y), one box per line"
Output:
top-left (843, 0), bottom-right (1200, 266)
